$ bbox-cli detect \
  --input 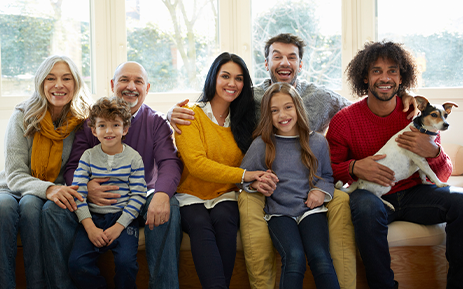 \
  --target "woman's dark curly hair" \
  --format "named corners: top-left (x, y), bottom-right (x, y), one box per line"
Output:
top-left (346, 41), bottom-right (418, 98)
